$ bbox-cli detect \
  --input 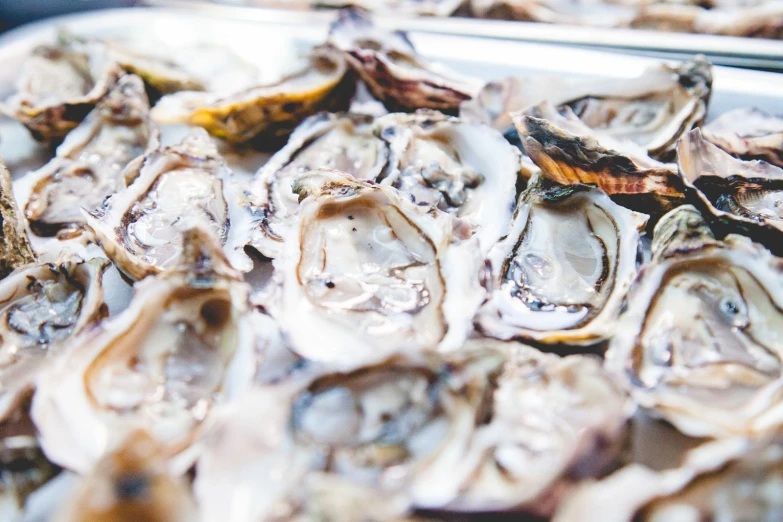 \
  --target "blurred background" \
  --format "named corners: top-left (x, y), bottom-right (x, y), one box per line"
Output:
top-left (0, 0), bottom-right (138, 32)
